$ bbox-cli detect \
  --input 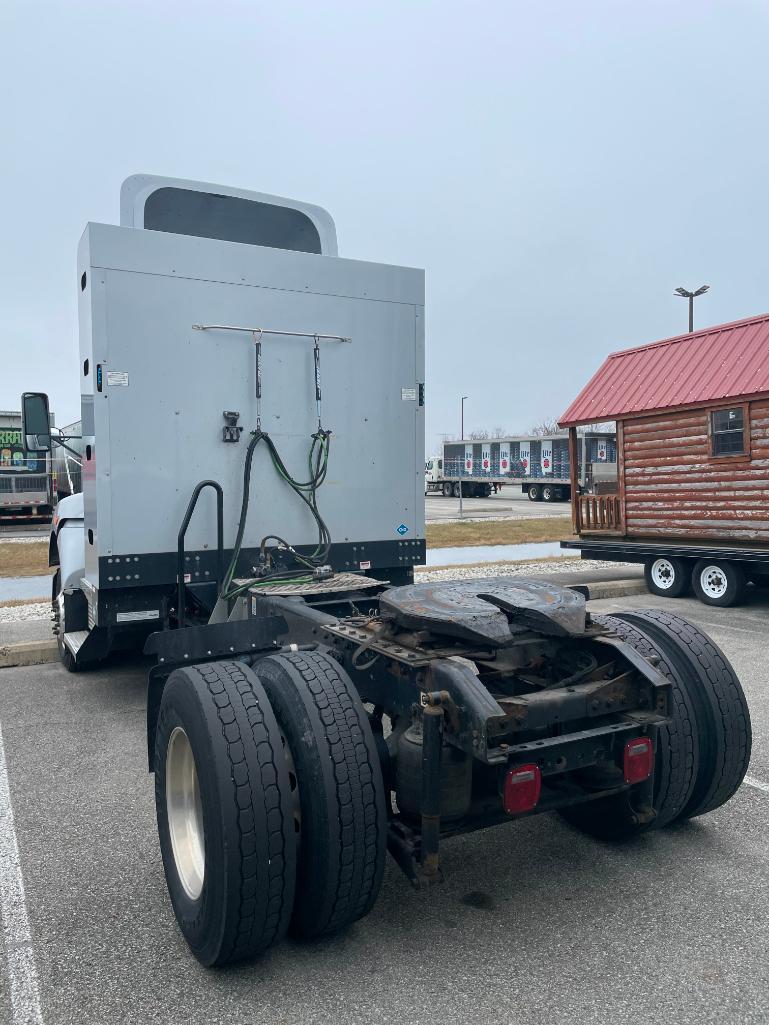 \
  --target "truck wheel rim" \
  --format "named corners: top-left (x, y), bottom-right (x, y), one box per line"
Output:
top-left (281, 734), bottom-right (301, 837)
top-left (651, 558), bottom-right (676, 590)
top-left (166, 727), bottom-right (205, 900)
top-left (700, 565), bottom-right (727, 599)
